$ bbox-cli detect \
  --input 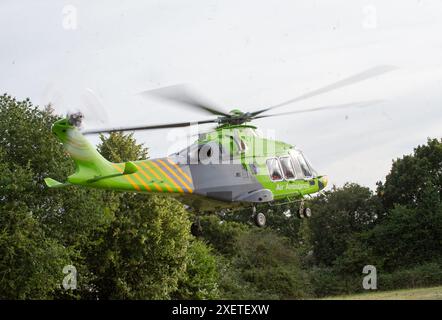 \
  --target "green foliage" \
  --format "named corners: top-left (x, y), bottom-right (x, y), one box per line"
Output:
top-left (379, 262), bottom-right (442, 291)
top-left (87, 195), bottom-right (191, 299)
top-left (362, 203), bottom-right (442, 270)
top-left (377, 138), bottom-right (442, 210)
top-left (199, 215), bottom-right (249, 255)
top-left (0, 95), bottom-right (108, 298)
top-left (333, 236), bottom-right (381, 275)
top-left (297, 219), bottom-right (314, 265)
top-left (217, 254), bottom-right (278, 299)
top-left (307, 267), bottom-right (360, 297)
top-left (199, 216), bottom-right (311, 299)
top-left (0, 95), bottom-right (68, 179)
top-left (0, 204), bottom-right (71, 299)
top-left (233, 229), bottom-right (311, 299)
top-left (173, 240), bottom-right (219, 299)
top-left (0, 149), bottom-right (71, 299)
top-left (223, 202), bottom-right (303, 245)
top-left (308, 183), bottom-right (382, 266)
top-left (0, 95), bottom-right (195, 300)
top-left (98, 132), bottom-right (149, 162)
